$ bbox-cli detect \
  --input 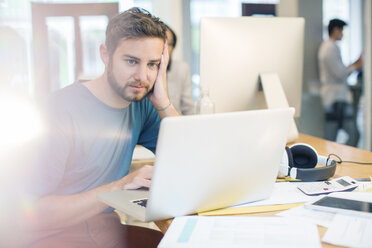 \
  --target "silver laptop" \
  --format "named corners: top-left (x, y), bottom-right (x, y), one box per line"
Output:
top-left (97, 108), bottom-right (293, 222)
